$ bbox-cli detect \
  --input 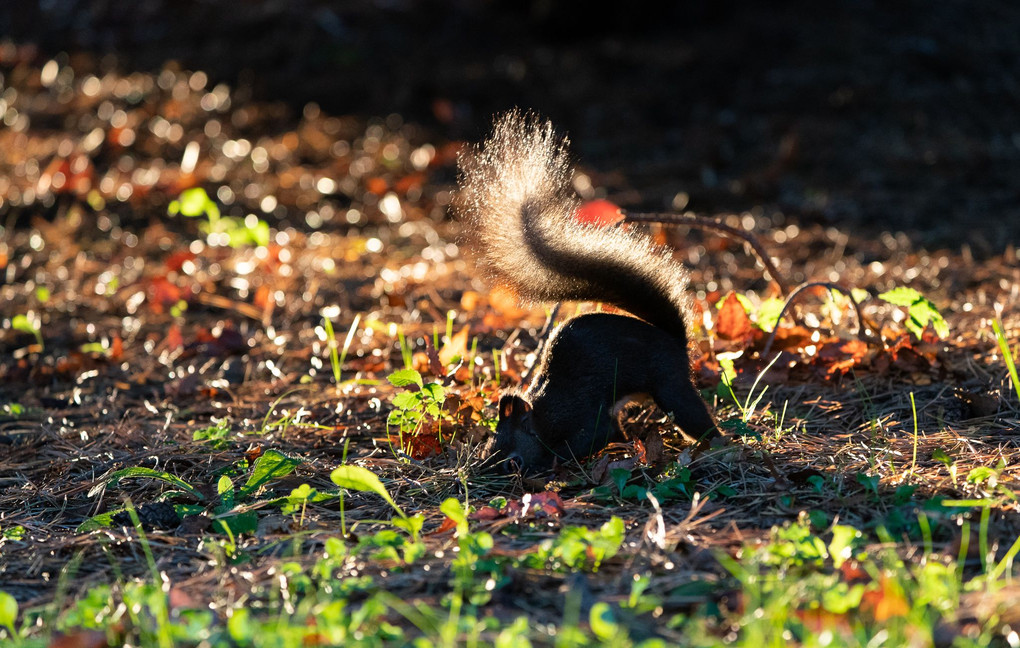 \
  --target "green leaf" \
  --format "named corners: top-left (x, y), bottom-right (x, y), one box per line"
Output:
top-left (755, 296), bottom-right (787, 331)
top-left (240, 450), bottom-right (301, 497)
top-left (391, 392), bottom-right (420, 410)
top-left (879, 286), bottom-right (923, 307)
top-left (440, 498), bottom-right (468, 535)
top-left (387, 369), bottom-right (423, 388)
top-left (330, 465), bottom-right (404, 519)
top-left (11, 314), bottom-right (42, 347)
top-left (589, 602), bottom-right (619, 640)
top-left (249, 220), bottom-right (270, 247)
top-left (92, 467), bottom-right (203, 500)
top-left (879, 287), bottom-right (949, 339)
top-left (391, 514), bottom-right (424, 538)
top-left (0, 590), bottom-right (17, 633)
top-left (217, 474), bottom-right (235, 510)
top-left (856, 472), bottom-right (880, 494)
top-left (176, 187), bottom-right (214, 218)
top-left (932, 448), bottom-right (953, 467)
top-left (213, 512), bottom-right (258, 536)
top-left (76, 511), bottom-right (117, 532)
top-left (610, 468), bottom-right (631, 497)
top-left (828, 525), bottom-right (861, 568)
top-left (35, 286), bottom-right (51, 303)
top-left (966, 466), bottom-right (997, 485)
top-left (421, 382), bottom-right (445, 401)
